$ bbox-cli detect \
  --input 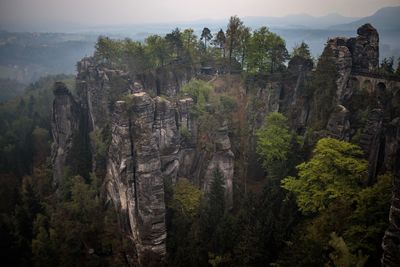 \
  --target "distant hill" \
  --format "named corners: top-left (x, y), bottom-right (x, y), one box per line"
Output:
top-left (0, 31), bottom-right (97, 83)
top-left (330, 6), bottom-right (400, 31)
top-left (243, 13), bottom-right (358, 29)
